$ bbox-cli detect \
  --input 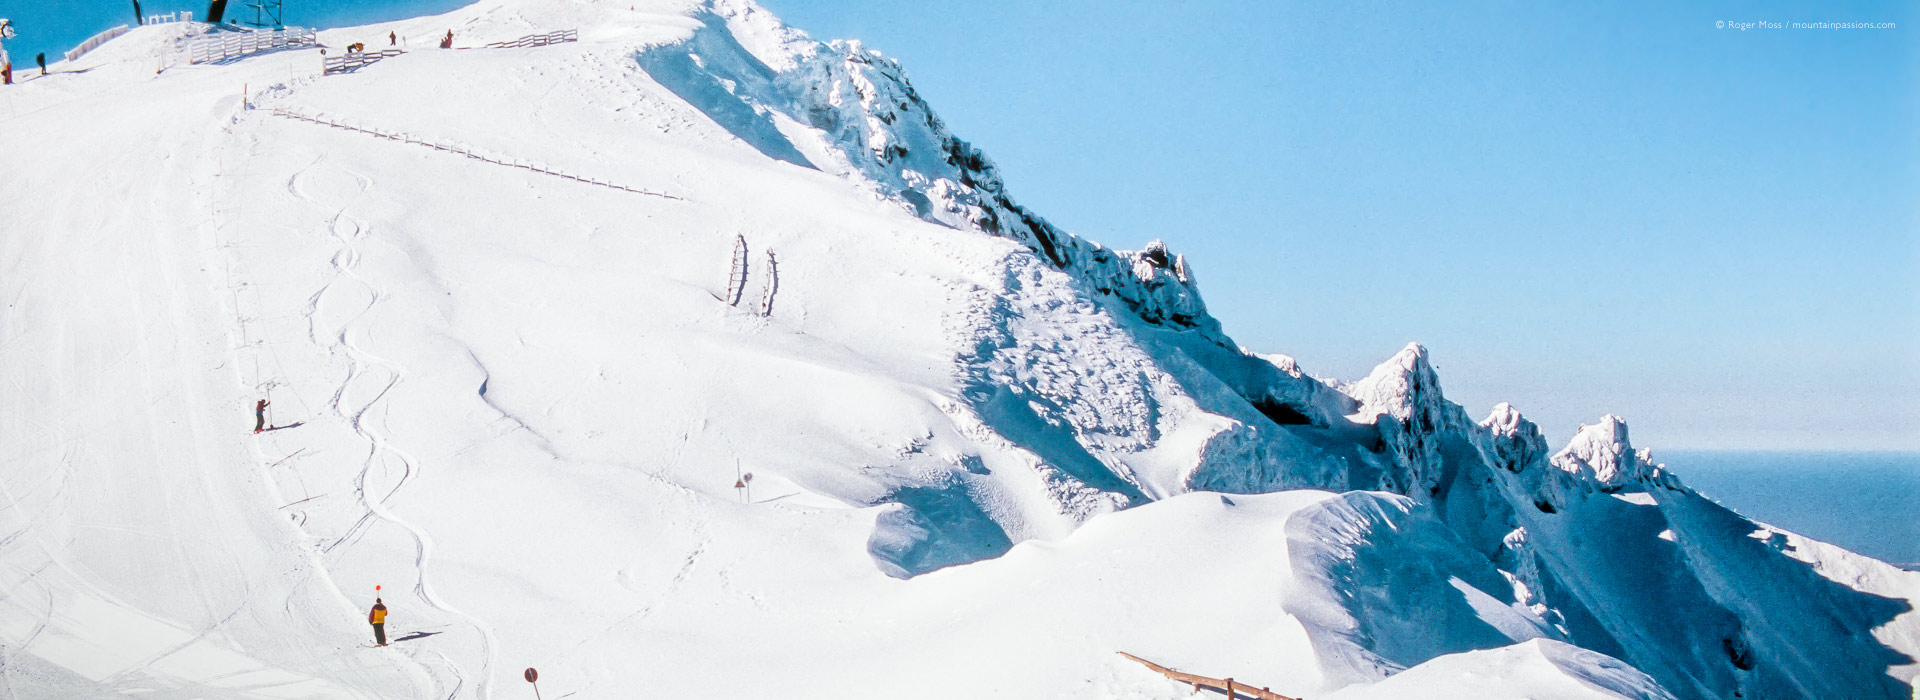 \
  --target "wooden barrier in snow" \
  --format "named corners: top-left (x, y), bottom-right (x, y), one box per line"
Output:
top-left (481, 29), bottom-right (578, 50)
top-left (65, 25), bottom-right (131, 62)
top-left (1118, 652), bottom-right (1300, 700)
top-left (757, 250), bottom-right (778, 317)
top-left (724, 235), bottom-right (749, 306)
top-left (186, 27), bottom-right (316, 65)
top-left (321, 48), bottom-right (403, 75)
top-left (333, 28), bottom-right (574, 71)
top-left (144, 11), bottom-right (194, 26)
top-left (266, 108), bottom-right (683, 201)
